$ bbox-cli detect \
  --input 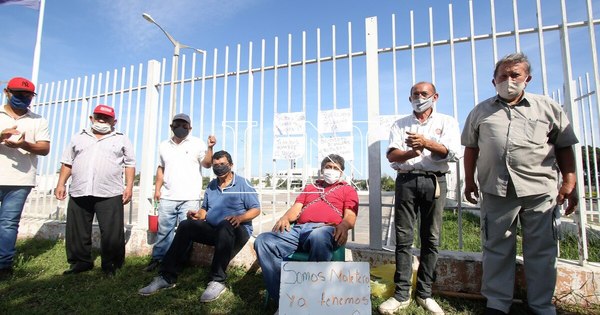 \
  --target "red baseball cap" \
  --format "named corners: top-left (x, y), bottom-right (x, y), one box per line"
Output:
top-left (93, 104), bottom-right (115, 118)
top-left (7, 77), bottom-right (36, 94)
